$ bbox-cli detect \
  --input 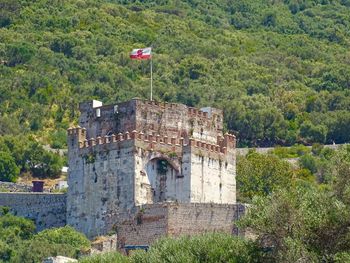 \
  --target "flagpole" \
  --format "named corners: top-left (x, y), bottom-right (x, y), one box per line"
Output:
top-left (150, 56), bottom-right (153, 101)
